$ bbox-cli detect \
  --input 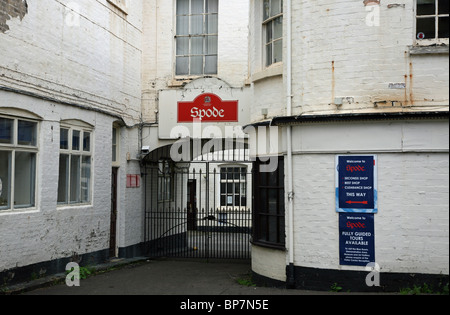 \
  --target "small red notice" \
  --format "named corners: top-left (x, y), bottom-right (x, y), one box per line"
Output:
top-left (127, 174), bottom-right (140, 188)
top-left (178, 93), bottom-right (239, 123)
